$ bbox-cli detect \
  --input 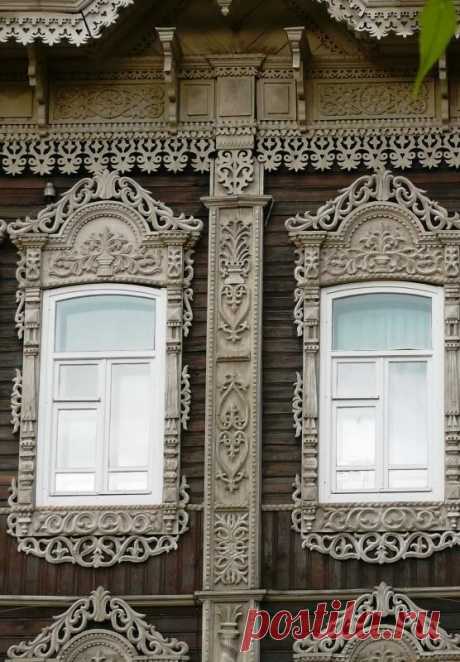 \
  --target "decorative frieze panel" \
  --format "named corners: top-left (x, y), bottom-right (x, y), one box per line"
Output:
top-left (293, 582), bottom-right (460, 660)
top-left (309, 80), bottom-right (435, 122)
top-left (6, 126), bottom-right (460, 179)
top-left (6, 170), bottom-right (203, 567)
top-left (287, 170), bottom-right (460, 564)
top-left (51, 82), bottom-right (166, 123)
top-left (7, 586), bottom-right (189, 661)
